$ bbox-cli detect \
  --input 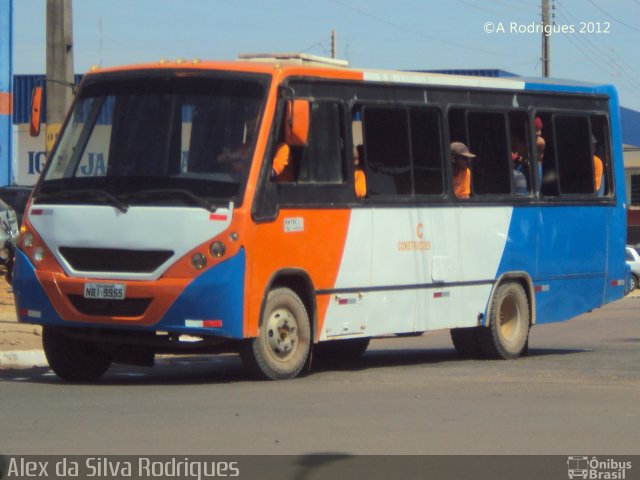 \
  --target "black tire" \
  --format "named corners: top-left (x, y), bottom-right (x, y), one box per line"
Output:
top-left (314, 338), bottom-right (370, 361)
top-left (240, 287), bottom-right (311, 380)
top-left (477, 282), bottom-right (530, 359)
top-left (450, 327), bottom-right (482, 359)
top-left (42, 327), bottom-right (113, 382)
top-left (630, 275), bottom-right (638, 292)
